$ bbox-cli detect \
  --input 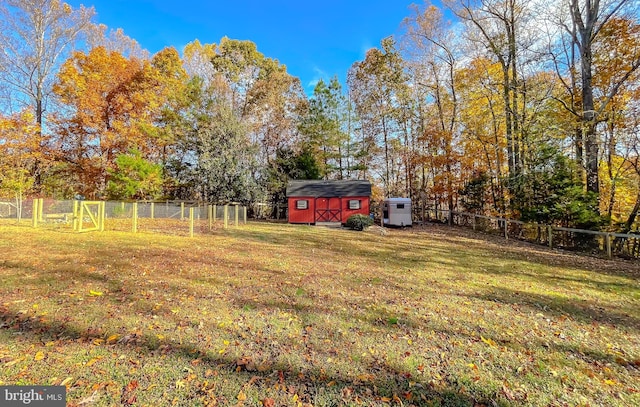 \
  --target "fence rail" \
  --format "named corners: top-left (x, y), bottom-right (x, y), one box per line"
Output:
top-left (429, 209), bottom-right (640, 260)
